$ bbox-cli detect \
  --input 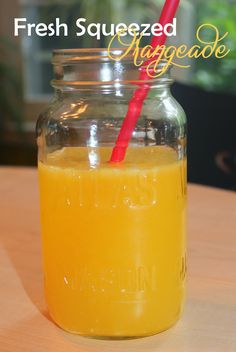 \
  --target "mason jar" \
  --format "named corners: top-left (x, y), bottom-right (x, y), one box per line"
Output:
top-left (37, 48), bottom-right (187, 338)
